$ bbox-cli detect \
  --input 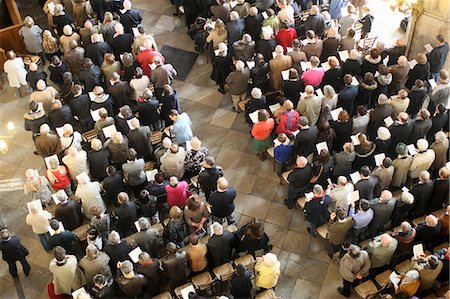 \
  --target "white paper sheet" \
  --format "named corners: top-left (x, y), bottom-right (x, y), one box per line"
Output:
top-left (281, 70), bottom-right (290, 80)
top-left (132, 27), bottom-right (140, 37)
top-left (47, 2), bottom-right (55, 14)
top-left (214, 49), bottom-right (220, 56)
top-left (338, 50), bottom-right (349, 62)
top-left (321, 61), bottom-right (331, 72)
top-left (261, 25), bottom-right (273, 36)
top-left (374, 153), bottom-right (386, 167)
top-left (102, 124), bottom-right (117, 139)
top-left (76, 172), bottom-right (90, 184)
top-left (126, 117), bottom-right (138, 130)
top-left (407, 144), bottom-right (418, 155)
top-left (180, 284), bottom-right (196, 299)
top-left (305, 192), bottom-right (314, 200)
top-left (429, 78), bottom-right (437, 89)
top-left (146, 169), bottom-right (158, 182)
top-left (55, 127), bottom-right (64, 138)
top-left (246, 61), bottom-right (255, 70)
top-left (389, 271), bottom-right (401, 289)
top-left (134, 221), bottom-right (141, 232)
top-left (269, 103), bottom-right (281, 113)
top-left (330, 107), bottom-right (343, 121)
top-left (273, 138), bottom-right (281, 147)
top-left (350, 171), bottom-right (361, 184)
top-left (272, 51), bottom-right (277, 59)
top-left (316, 141), bottom-right (328, 154)
top-left (315, 88), bottom-right (324, 98)
top-left (401, 186), bottom-right (409, 193)
top-left (149, 63), bottom-right (157, 70)
top-left (72, 287), bottom-right (89, 299)
top-left (249, 110), bottom-right (259, 123)
top-left (286, 47), bottom-right (293, 53)
top-left (48, 222), bottom-right (65, 236)
top-left (44, 154), bottom-right (59, 169)
top-left (424, 43), bottom-right (433, 53)
top-left (351, 134), bottom-right (361, 145)
top-left (90, 109), bottom-right (101, 121)
top-left (300, 61), bottom-right (312, 71)
top-left (384, 116), bottom-right (394, 127)
top-left (128, 247), bottom-right (143, 263)
top-left (261, 11), bottom-right (268, 19)
top-left (351, 76), bottom-right (359, 86)
top-left (413, 243), bottom-right (424, 258)
top-left (408, 59), bottom-right (417, 69)
top-left (292, 130), bottom-right (300, 137)
top-left (88, 92), bottom-right (96, 101)
top-left (346, 190), bottom-right (360, 205)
